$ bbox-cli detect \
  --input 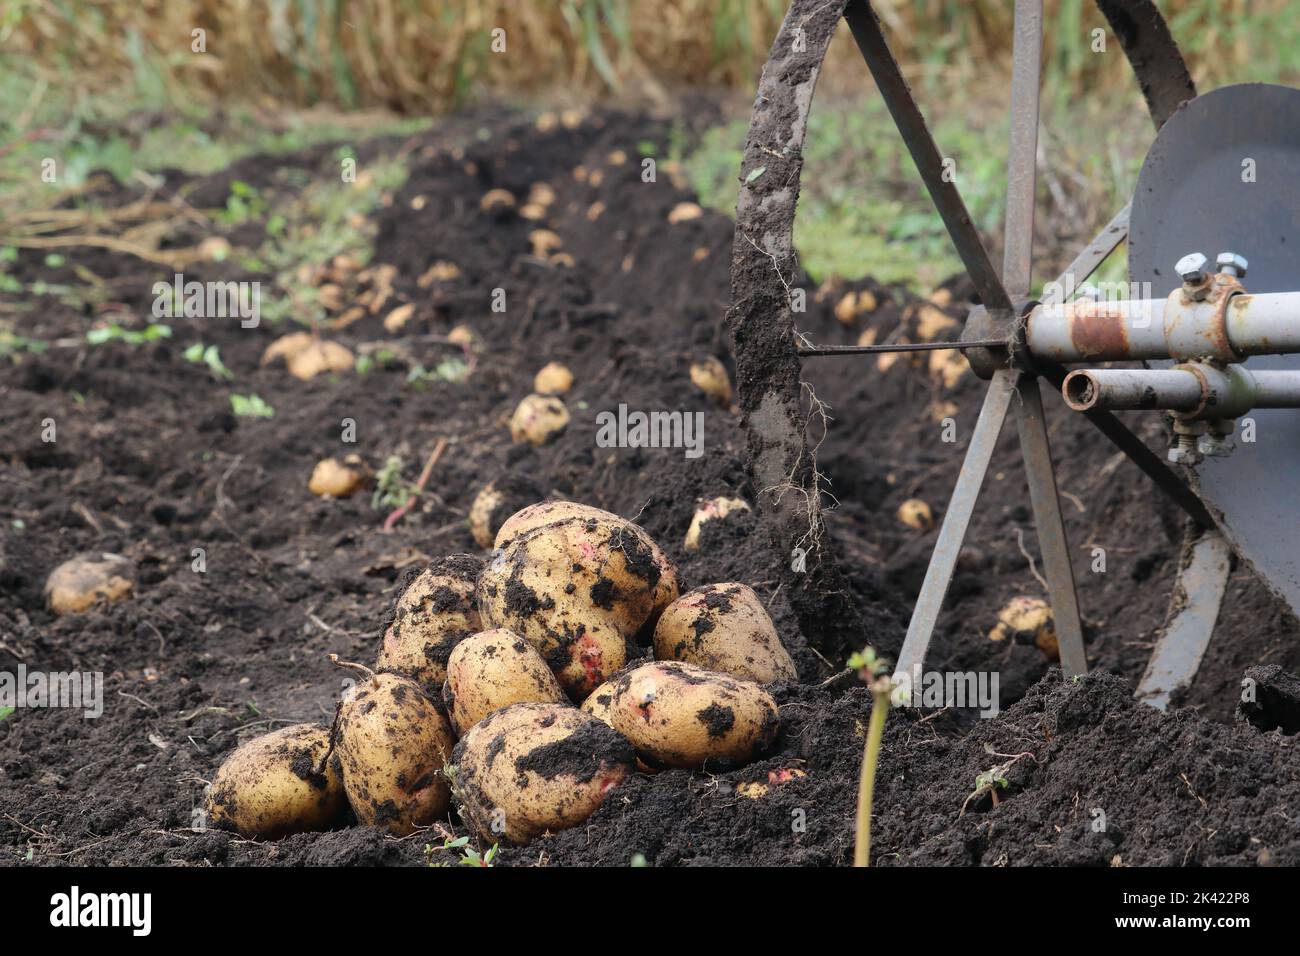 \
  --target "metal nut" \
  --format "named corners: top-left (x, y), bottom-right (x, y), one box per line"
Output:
top-left (1216, 252), bottom-right (1248, 278)
top-left (1167, 434), bottom-right (1201, 466)
top-left (1175, 252), bottom-right (1208, 283)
